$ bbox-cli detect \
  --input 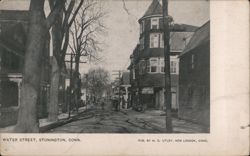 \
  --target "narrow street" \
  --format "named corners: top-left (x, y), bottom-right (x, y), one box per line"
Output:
top-left (48, 106), bottom-right (207, 133)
